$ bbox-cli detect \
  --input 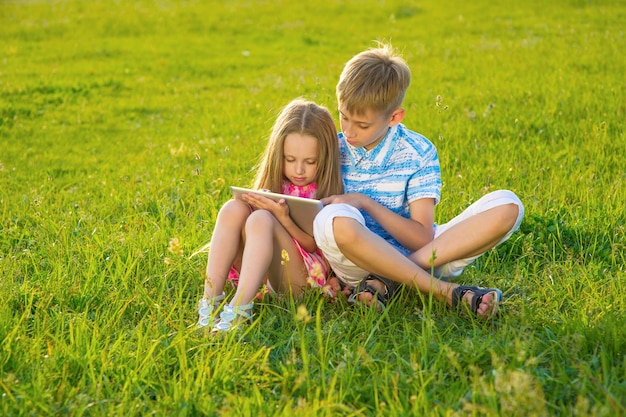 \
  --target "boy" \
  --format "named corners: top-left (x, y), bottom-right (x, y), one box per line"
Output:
top-left (313, 44), bottom-right (524, 318)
